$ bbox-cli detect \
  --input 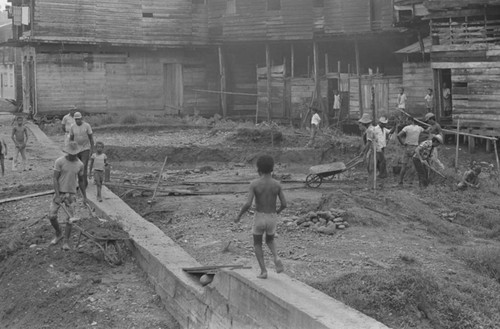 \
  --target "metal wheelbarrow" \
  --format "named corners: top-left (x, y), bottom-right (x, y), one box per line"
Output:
top-left (305, 155), bottom-right (364, 188)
